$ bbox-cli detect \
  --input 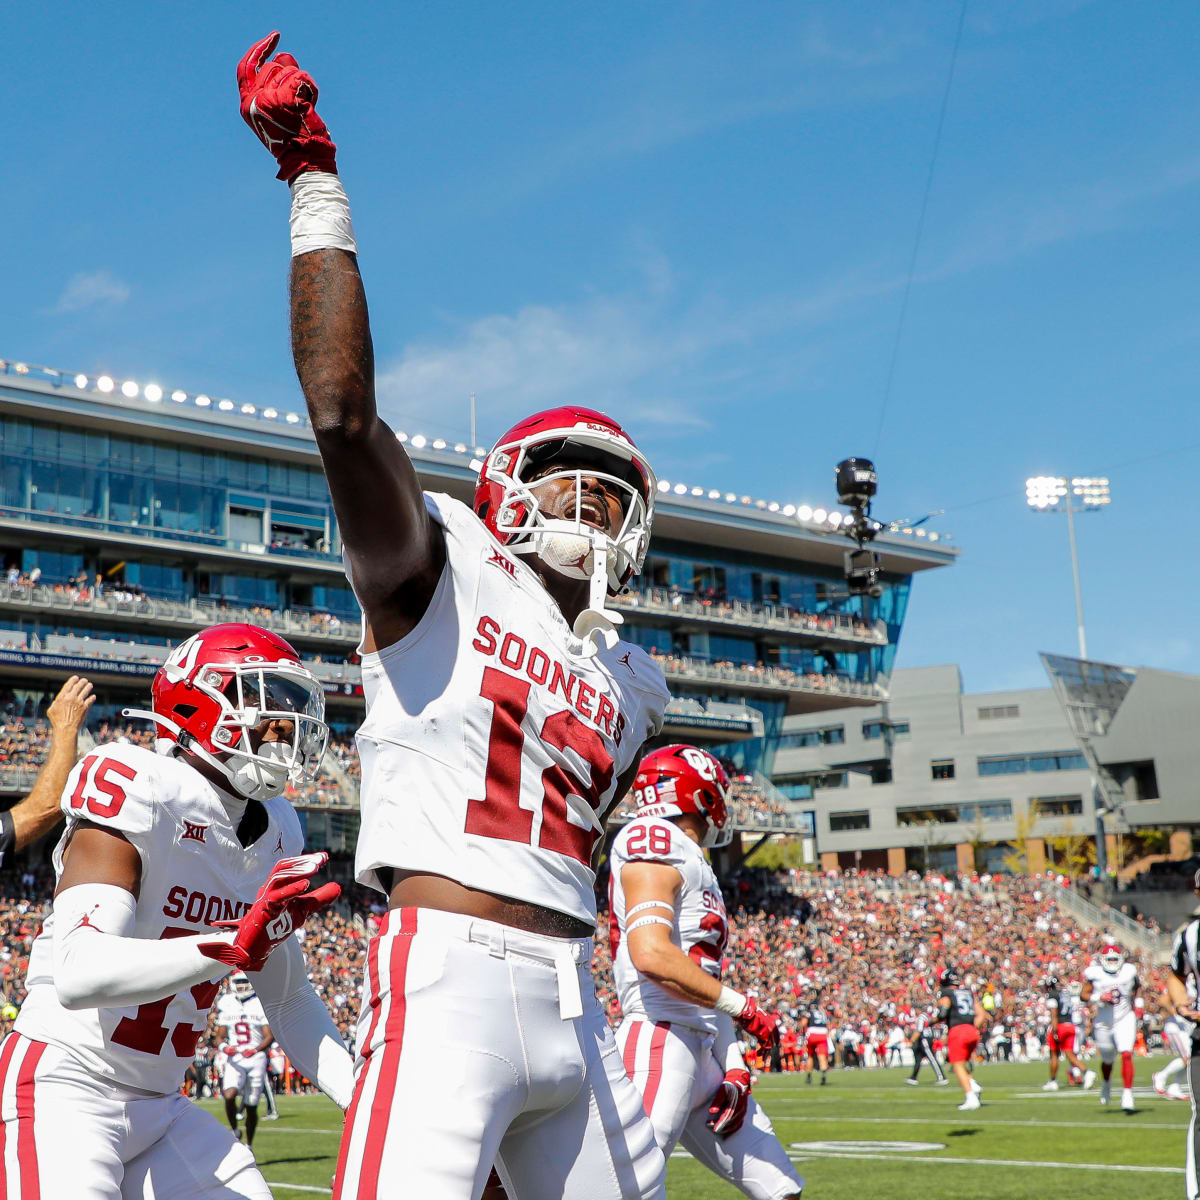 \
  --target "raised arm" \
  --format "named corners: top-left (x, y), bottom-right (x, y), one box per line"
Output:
top-left (237, 32), bottom-right (444, 646)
